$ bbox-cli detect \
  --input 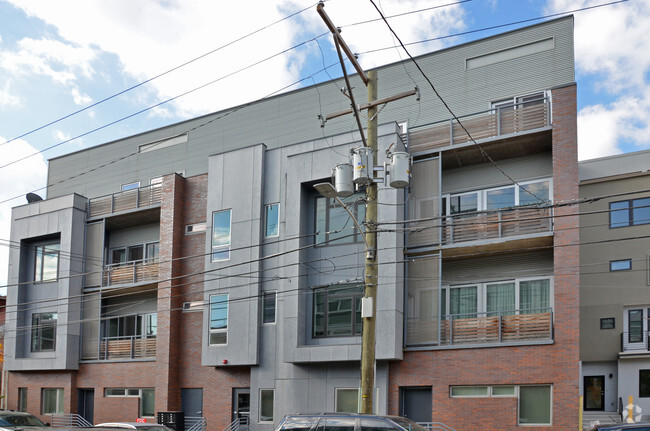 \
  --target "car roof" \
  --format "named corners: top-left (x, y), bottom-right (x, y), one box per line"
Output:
top-left (594, 424), bottom-right (650, 430)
